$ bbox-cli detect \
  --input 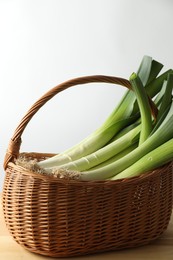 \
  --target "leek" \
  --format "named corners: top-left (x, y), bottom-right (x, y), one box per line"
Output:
top-left (89, 143), bottom-right (138, 170)
top-left (46, 124), bottom-right (141, 172)
top-left (38, 115), bottom-right (138, 168)
top-left (130, 73), bottom-right (153, 144)
top-left (38, 56), bottom-right (165, 169)
top-left (111, 138), bottom-right (173, 180)
top-left (34, 55), bottom-right (173, 182)
top-left (157, 73), bottom-right (173, 121)
top-left (78, 100), bottom-right (173, 181)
